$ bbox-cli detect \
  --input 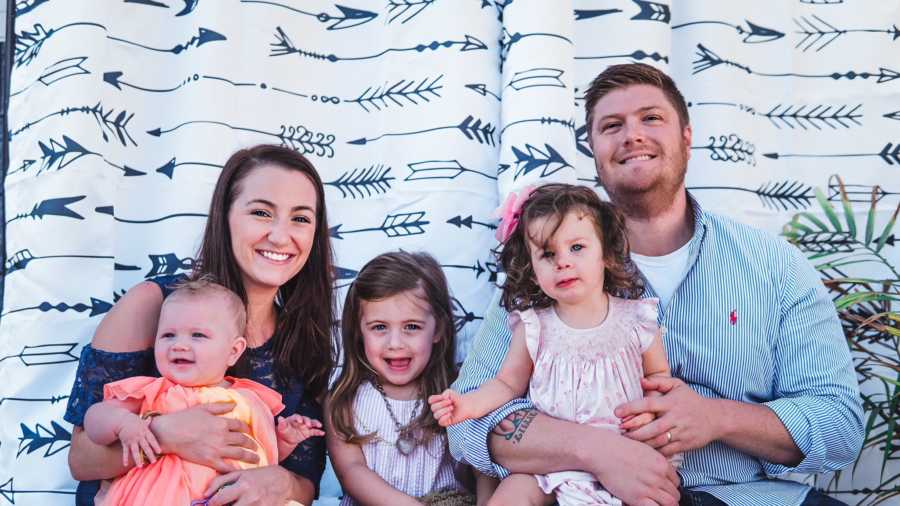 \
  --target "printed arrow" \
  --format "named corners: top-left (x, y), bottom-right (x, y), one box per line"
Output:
top-left (464, 83), bottom-right (501, 101)
top-left (95, 205), bottom-right (207, 224)
top-left (330, 212), bottom-right (430, 240)
top-left (828, 182), bottom-right (900, 204)
top-left (500, 117), bottom-right (575, 141)
top-left (271, 27), bottom-right (486, 62)
top-left (511, 143), bottom-right (572, 178)
top-left (147, 120), bottom-right (336, 158)
top-left (885, 110), bottom-right (900, 121)
top-left (576, 49), bottom-right (669, 63)
top-left (348, 115), bottom-right (495, 146)
top-left (155, 157), bottom-right (222, 179)
top-left (447, 215), bottom-right (497, 230)
top-left (108, 27), bottom-right (225, 54)
top-left (693, 44), bottom-right (900, 83)
top-left (348, 75), bottom-right (443, 112)
top-left (241, 1), bottom-right (377, 30)
top-left (147, 253), bottom-right (197, 277)
top-left (104, 70), bottom-right (203, 92)
top-left (0, 343), bottom-right (80, 366)
top-left (451, 297), bottom-right (483, 332)
top-left (4, 249), bottom-right (114, 276)
top-left (325, 165), bottom-right (394, 199)
top-left (687, 180), bottom-right (814, 210)
top-left (507, 67), bottom-right (565, 91)
top-left (6, 195), bottom-right (85, 225)
top-left (33, 136), bottom-right (145, 177)
top-left (574, 8), bottom-right (622, 20)
top-left (794, 15), bottom-right (899, 52)
top-left (10, 102), bottom-right (137, 146)
top-left (800, 0), bottom-right (843, 3)
top-left (0, 395), bottom-right (69, 408)
top-left (575, 123), bottom-right (593, 158)
top-left (442, 260), bottom-right (487, 279)
top-left (793, 231), bottom-right (859, 253)
top-left (14, 22), bottom-right (105, 68)
top-left (10, 56), bottom-right (90, 97)
top-left (0, 478), bottom-right (75, 505)
top-left (631, 0), bottom-right (670, 23)
top-left (688, 100), bottom-right (757, 116)
top-left (1, 297), bottom-right (113, 318)
top-left (500, 29), bottom-right (573, 63)
top-left (691, 134), bottom-right (755, 164)
top-left (334, 265), bottom-right (358, 282)
top-left (405, 160), bottom-right (497, 181)
top-left (15, 0), bottom-right (51, 16)
top-left (387, 0), bottom-right (436, 24)
top-left (763, 103), bottom-right (862, 130)
top-left (125, 0), bottom-right (201, 16)
top-left (17, 421), bottom-right (72, 457)
top-left (764, 142), bottom-right (900, 166)
top-left (672, 19), bottom-right (784, 43)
